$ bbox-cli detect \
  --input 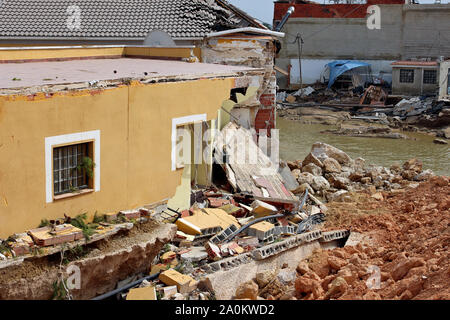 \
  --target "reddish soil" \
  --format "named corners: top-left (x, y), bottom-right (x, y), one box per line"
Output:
top-left (286, 176), bottom-right (450, 300)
